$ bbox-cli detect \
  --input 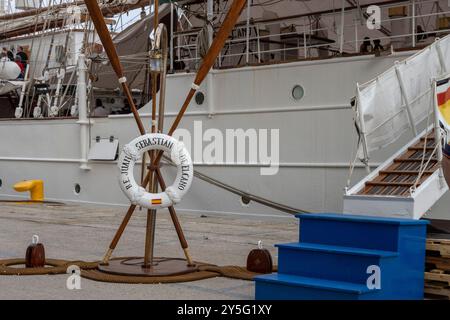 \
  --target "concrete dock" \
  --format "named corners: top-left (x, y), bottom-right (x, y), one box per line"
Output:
top-left (0, 202), bottom-right (297, 300)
